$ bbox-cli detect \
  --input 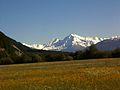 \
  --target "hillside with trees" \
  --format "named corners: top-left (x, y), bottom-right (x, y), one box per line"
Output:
top-left (0, 31), bottom-right (120, 65)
